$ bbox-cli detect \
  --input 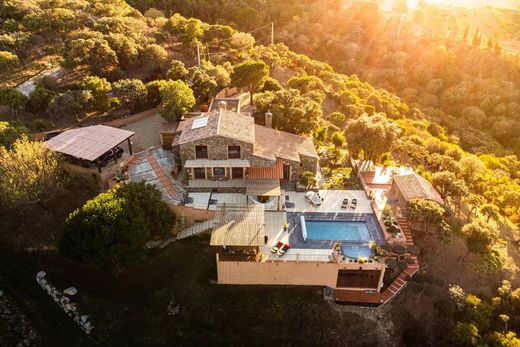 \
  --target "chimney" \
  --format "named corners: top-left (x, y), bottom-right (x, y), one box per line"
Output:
top-left (265, 110), bottom-right (273, 128)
